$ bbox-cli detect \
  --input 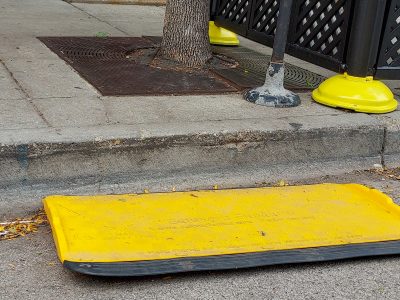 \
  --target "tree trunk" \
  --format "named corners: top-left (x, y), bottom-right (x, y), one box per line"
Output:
top-left (160, 0), bottom-right (212, 68)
